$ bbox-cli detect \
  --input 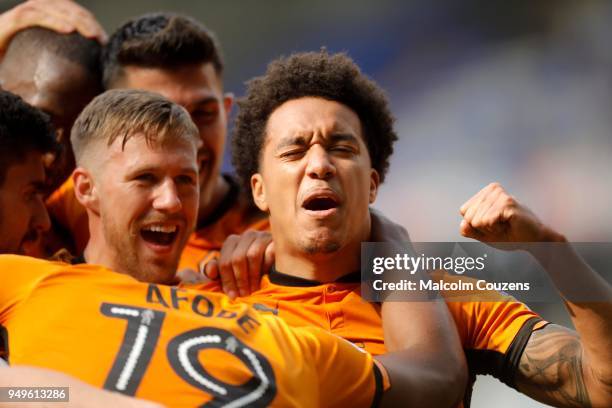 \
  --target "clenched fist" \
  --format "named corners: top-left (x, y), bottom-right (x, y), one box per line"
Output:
top-left (459, 183), bottom-right (565, 245)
